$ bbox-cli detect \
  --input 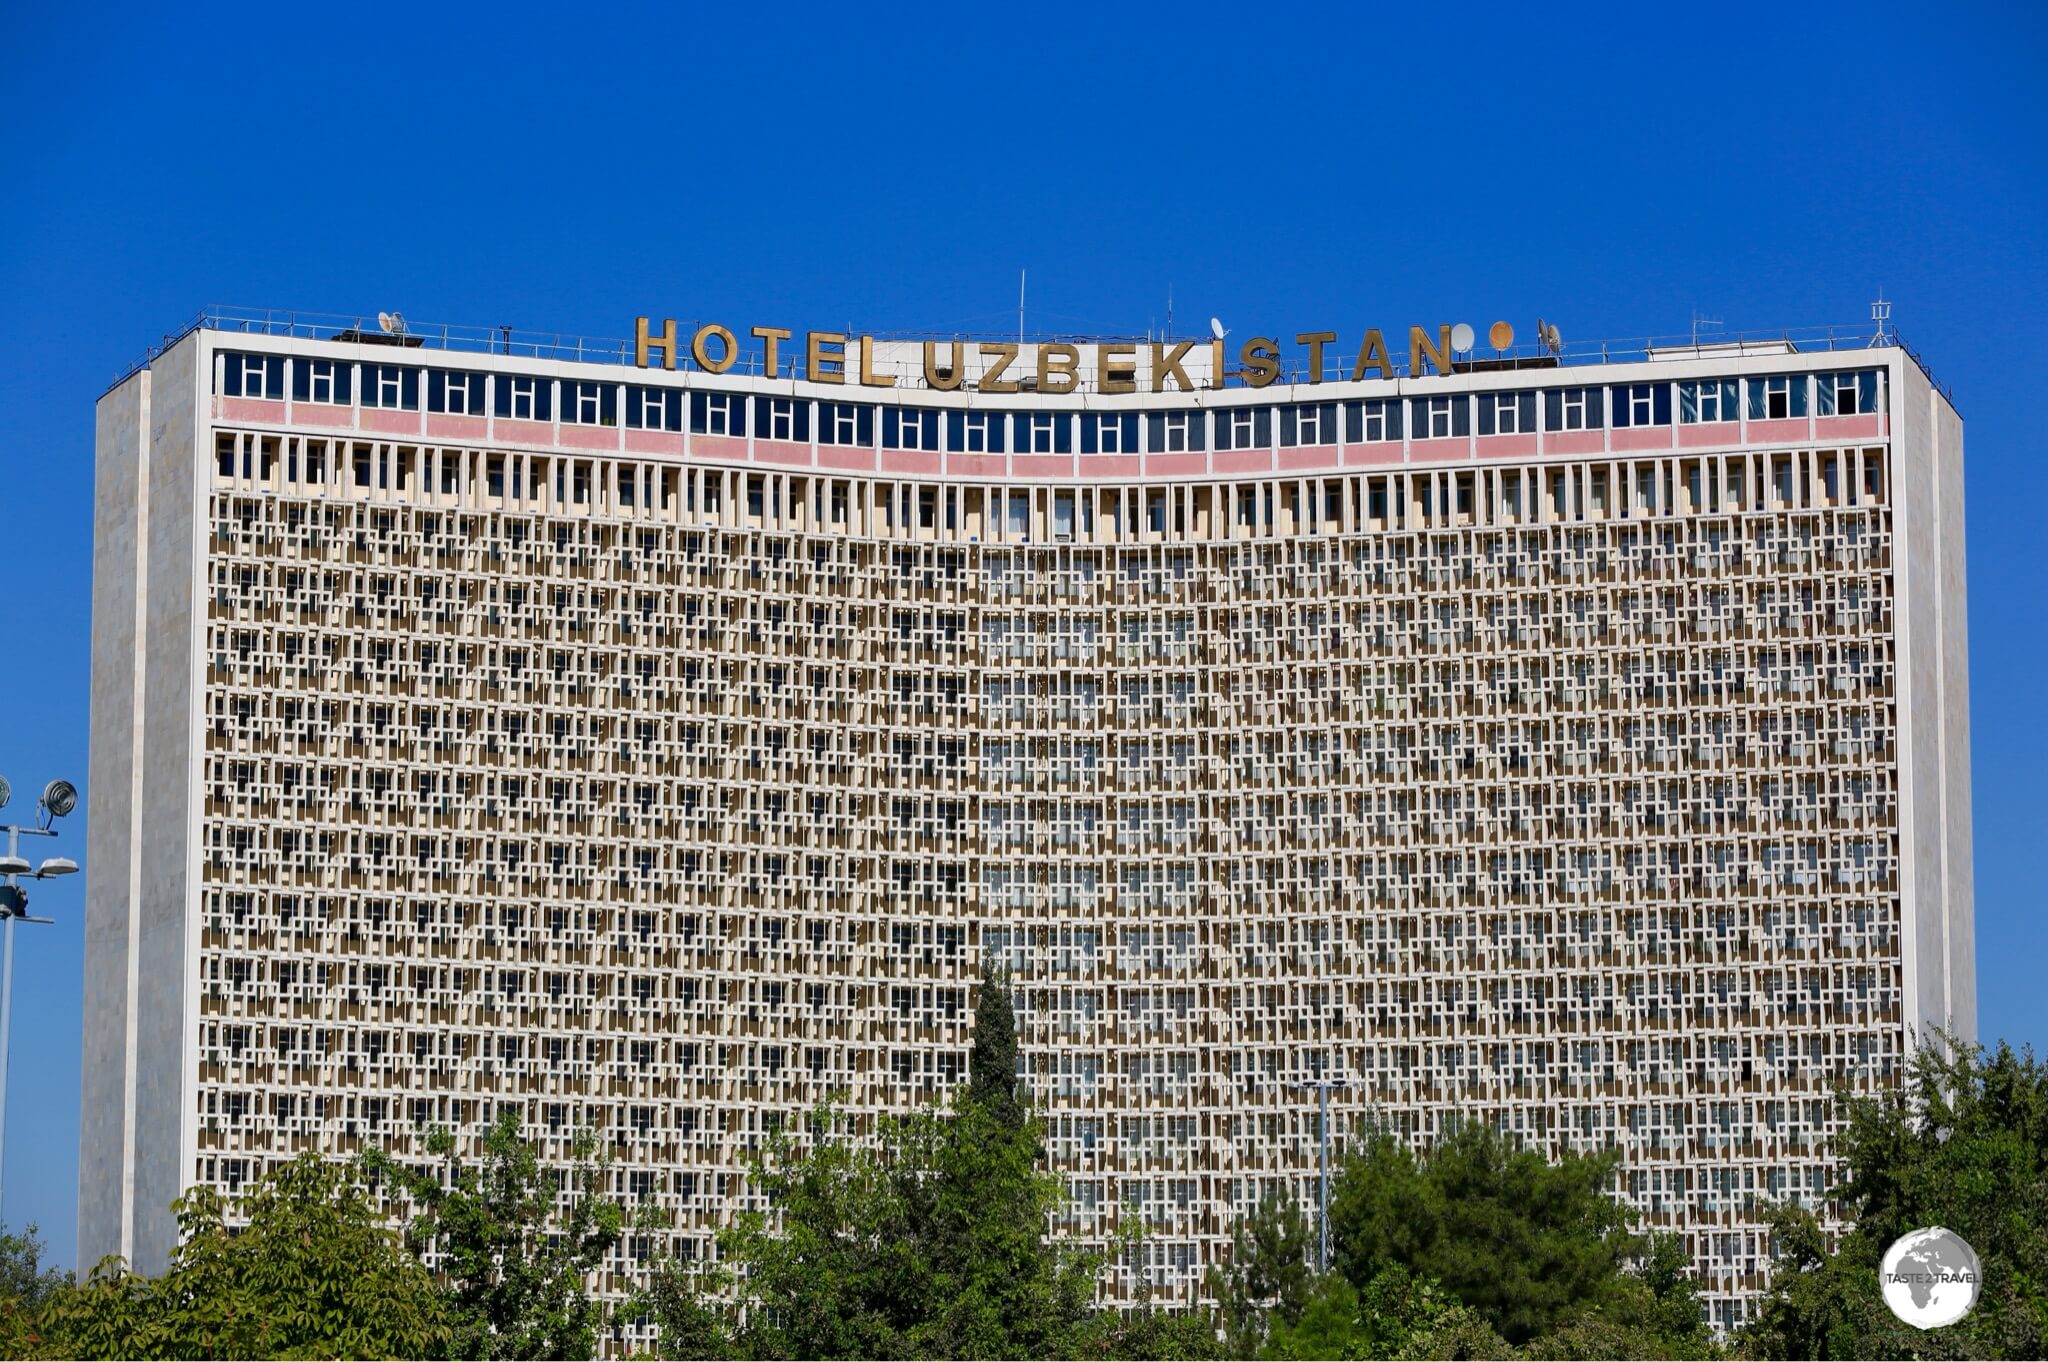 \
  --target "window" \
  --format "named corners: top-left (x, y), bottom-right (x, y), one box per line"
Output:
top-left (491, 374), bottom-right (548, 420)
top-left (428, 370), bottom-right (486, 416)
top-left (289, 358), bottom-right (351, 405)
top-left (626, 386), bottom-right (683, 431)
top-left (1410, 395), bottom-right (1469, 439)
top-left (1816, 370), bottom-right (1881, 416)
top-left (1680, 380), bottom-right (1739, 423)
top-left (757, 397), bottom-right (810, 442)
top-left (1543, 386), bottom-right (1603, 431)
top-left (1082, 413), bottom-right (1137, 454)
top-left (1477, 391), bottom-right (1537, 435)
top-left (565, 380), bottom-right (618, 427)
top-left (1216, 407), bottom-right (1272, 451)
top-left (1747, 375), bottom-right (1808, 420)
top-left (1611, 383), bottom-right (1670, 428)
top-left (947, 411), bottom-right (1006, 453)
top-left (690, 392), bottom-right (747, 437)
top-left (1280, 402), bottom-right (1337, 446)
top-left (358, 363), bottom-right (420, 411)
top-left (222, 353), bottom-right (284, 399)
top-left (1146, 411), bottom-right (1205, 452)
top-left (883, 407), bottom-right (943, 451)
top-left (1345, 399), bottom-right (1403, 442)
top-left (1014, 412), bottom-right (1071, 454)
top-left (817, 402), bottom-right (873, 447)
